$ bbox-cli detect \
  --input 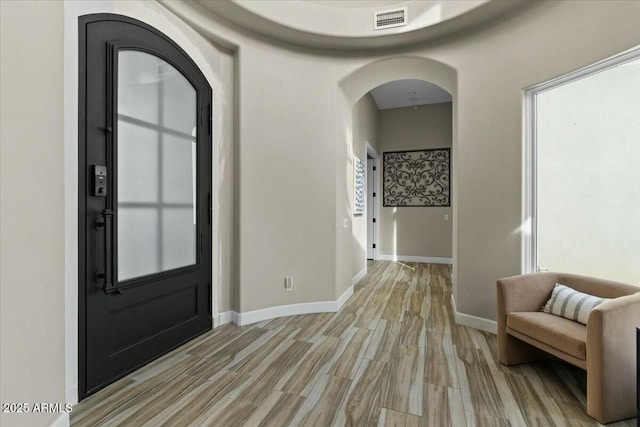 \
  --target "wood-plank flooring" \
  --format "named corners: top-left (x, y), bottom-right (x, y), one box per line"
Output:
top-left (71, 261), bottom-right (637, 427)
